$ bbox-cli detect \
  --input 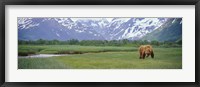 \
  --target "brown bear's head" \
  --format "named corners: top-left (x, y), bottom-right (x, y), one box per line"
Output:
top-left (145, 48), bottom-right (151, 55)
